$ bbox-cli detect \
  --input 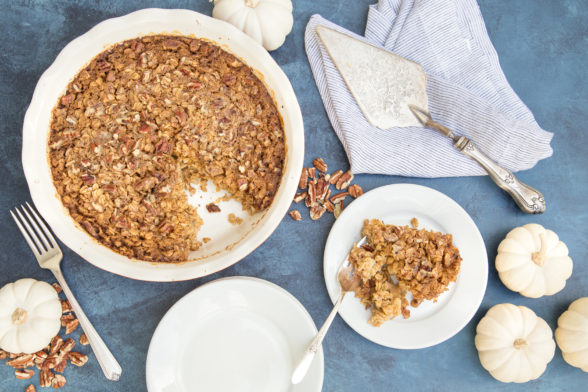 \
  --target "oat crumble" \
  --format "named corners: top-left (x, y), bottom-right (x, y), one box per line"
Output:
top-left (49, 35), bottom-right (285, 262)
top-left (350, 219), bottom-right (462, 326)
